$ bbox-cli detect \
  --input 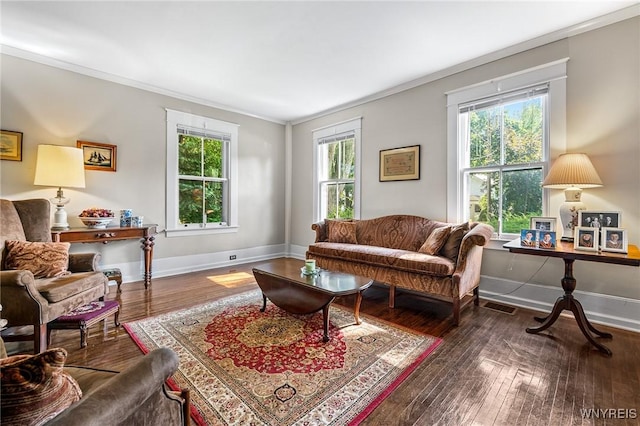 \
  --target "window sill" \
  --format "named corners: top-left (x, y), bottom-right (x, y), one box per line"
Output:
top-left (165, 226), bottom-right (239, 238)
